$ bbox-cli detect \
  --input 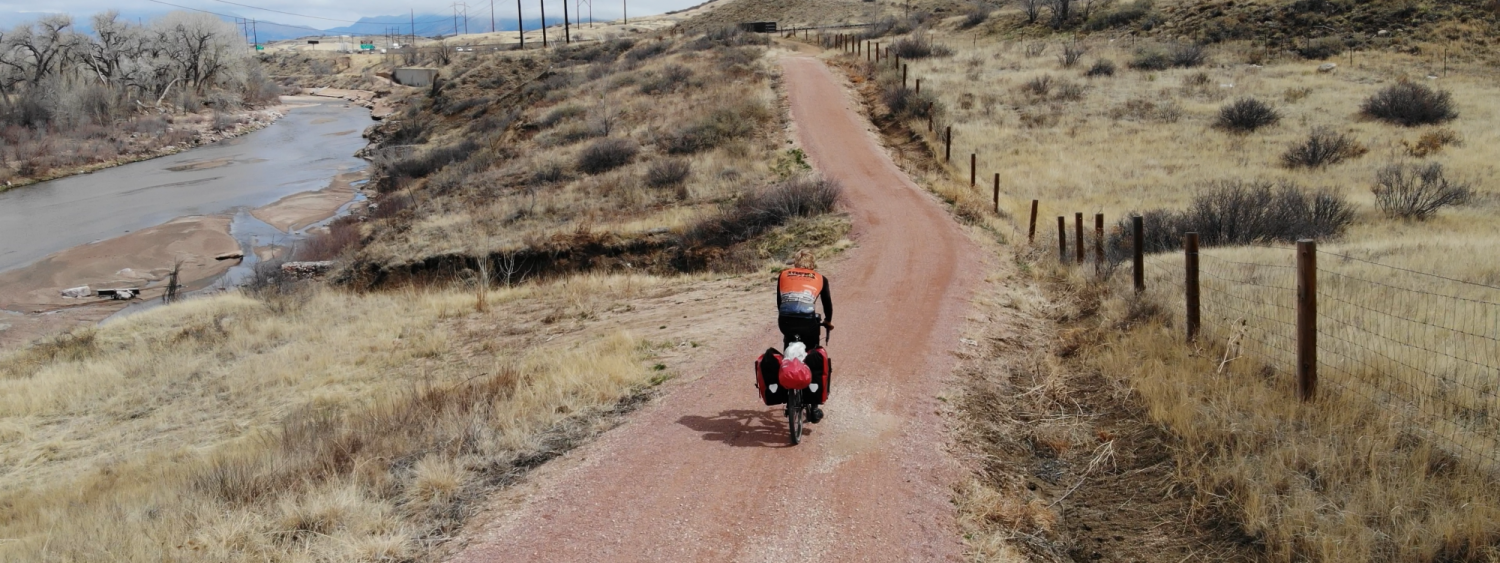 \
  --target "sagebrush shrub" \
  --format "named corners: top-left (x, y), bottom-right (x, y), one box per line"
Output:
top-left (688, 175), bottom-right (842, 245)
top-left (890, 33), bottom-right (951, 59)
top-left (1215, 97), bottom-right (1280, 133)
top-left (1085, 59), bottom-right (1116, 77)
top-left (645, 158), bottom-right (691, 189)
top-left (1060, 44), bottom-right (1087, 68)
top-left (1124, 180), bottom-right (1354, 252)
top-left (1282, 127), bottom-right (1367, 169)
top-left (881, 85), bottom-right (940, 119)
top-left (1362, 82), bottom-right (1457, 126)
top-left (1169, 43), bottom-right (1207, 67)
top-left (1372, 162), bottom-right (1471, 220)
top-left (576, 138), bottom-right (638, 174)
